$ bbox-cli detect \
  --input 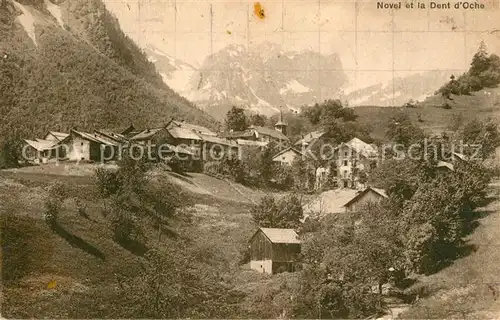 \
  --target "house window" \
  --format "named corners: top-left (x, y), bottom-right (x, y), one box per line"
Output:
top-left (344, 151), bottom-right (349, 157)
top-left (343, 170), bottom-right (348, 178)
top-left (81, 142), bottom-right (84, 146)
top-left (343, 160), bottom-right (348, 166)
